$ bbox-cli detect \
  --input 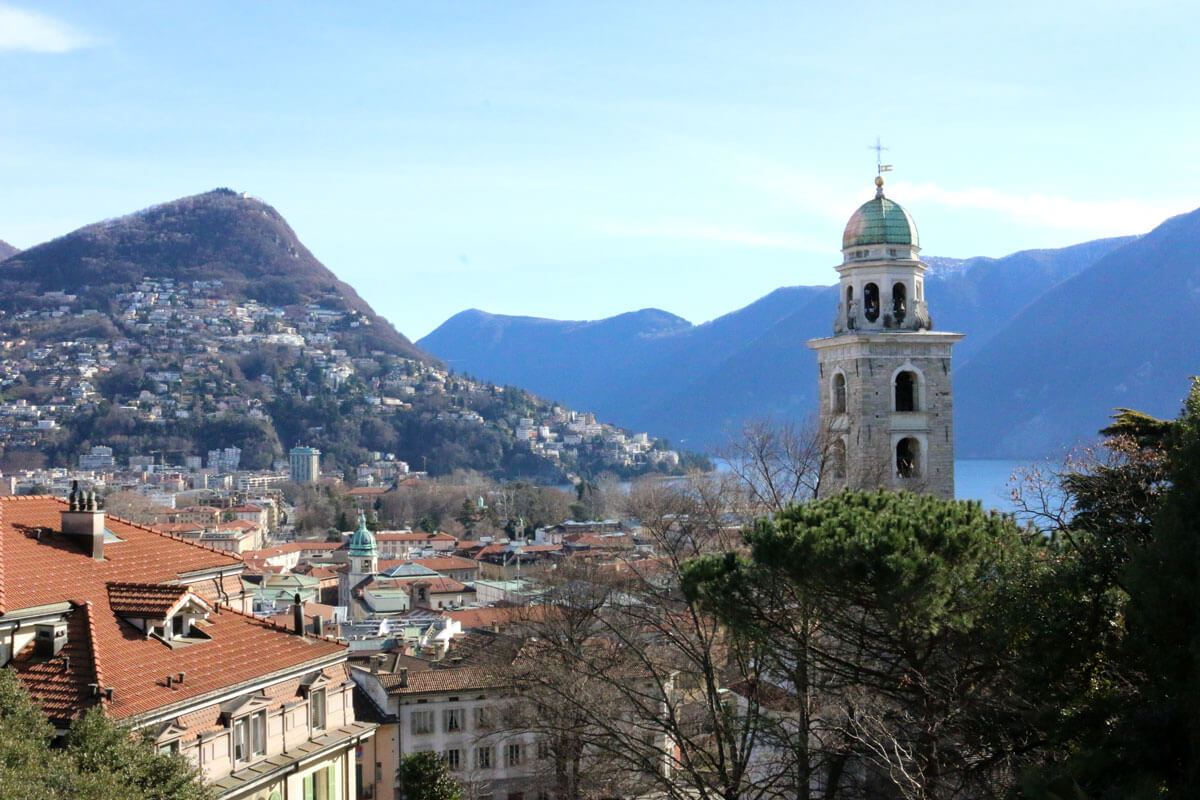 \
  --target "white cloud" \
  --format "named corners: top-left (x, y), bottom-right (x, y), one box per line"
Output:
top-left (890, 181), bottom-right (1188, 235)
top-left (0, 4), bottom-right (92, 53)
top-left (602, 220), bottom-right (826, 252)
